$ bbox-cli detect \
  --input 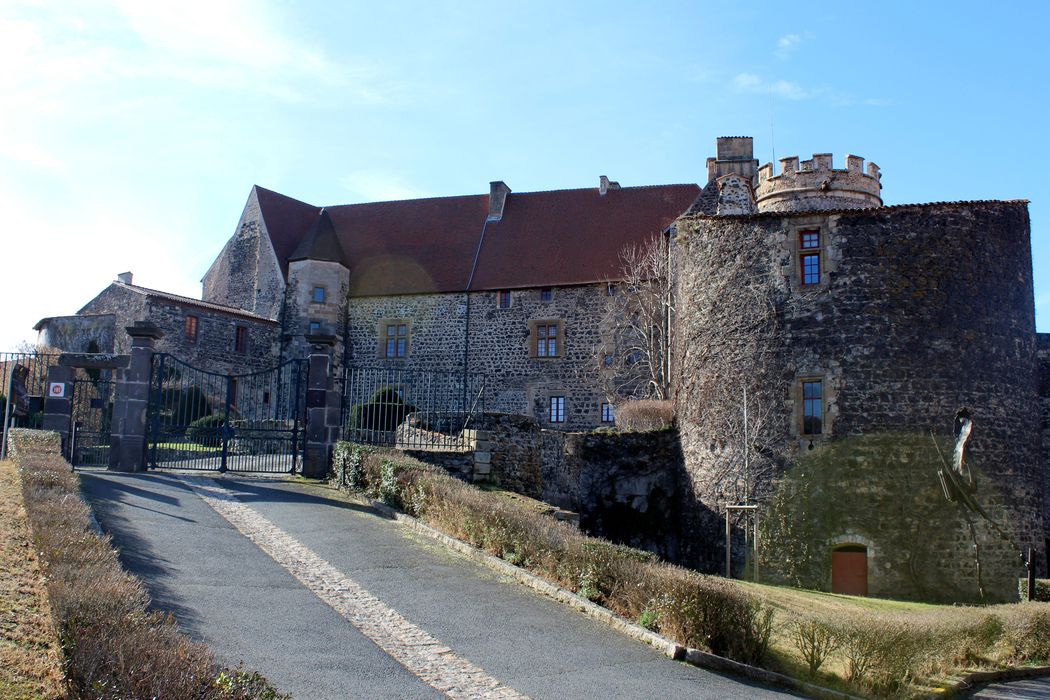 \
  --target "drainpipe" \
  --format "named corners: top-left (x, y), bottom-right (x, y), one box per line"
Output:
top-left (463, 219), bottom-right (491, 410)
